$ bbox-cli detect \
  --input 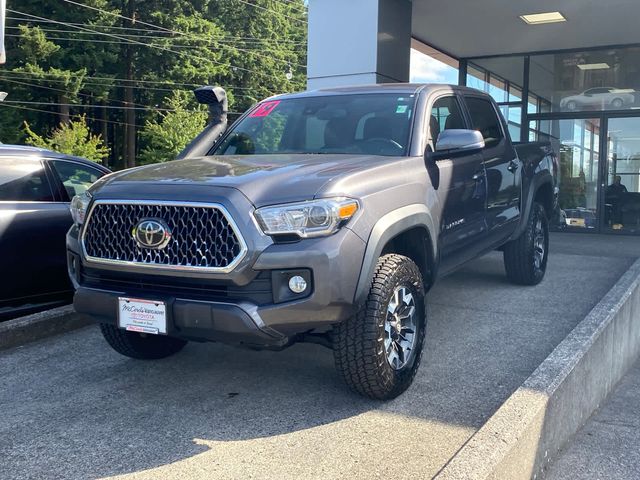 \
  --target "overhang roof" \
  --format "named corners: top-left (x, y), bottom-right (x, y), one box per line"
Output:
top-left (412, 0), bottom-right (639, 59)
